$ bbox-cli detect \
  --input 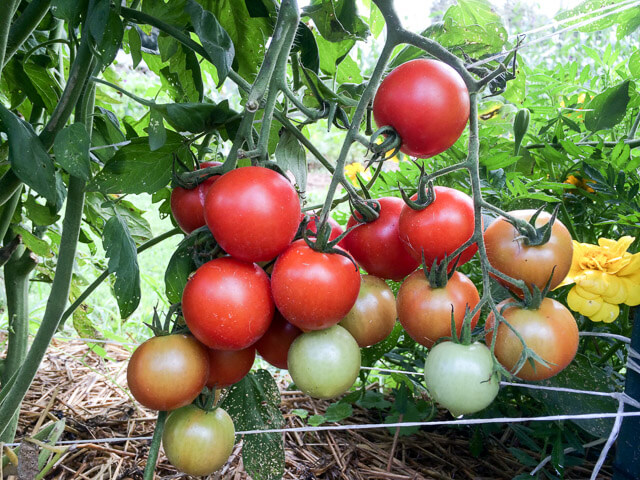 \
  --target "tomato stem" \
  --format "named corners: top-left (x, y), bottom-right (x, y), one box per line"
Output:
top-left (143, 410), bottom-right (168, 480)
